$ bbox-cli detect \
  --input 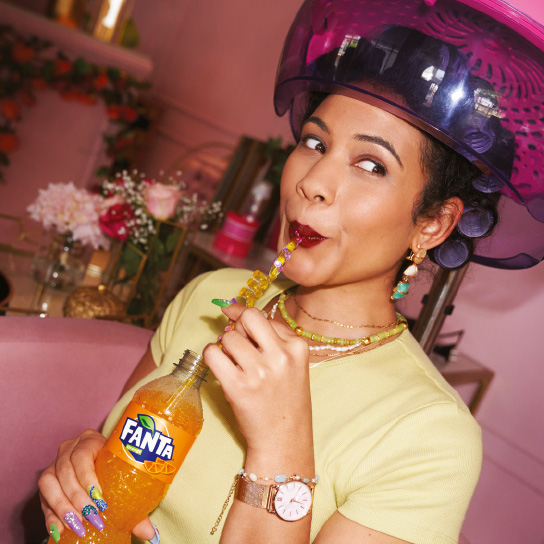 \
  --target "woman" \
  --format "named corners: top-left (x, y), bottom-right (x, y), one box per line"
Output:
top-left (39, 0), bottom-right (544, 543)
